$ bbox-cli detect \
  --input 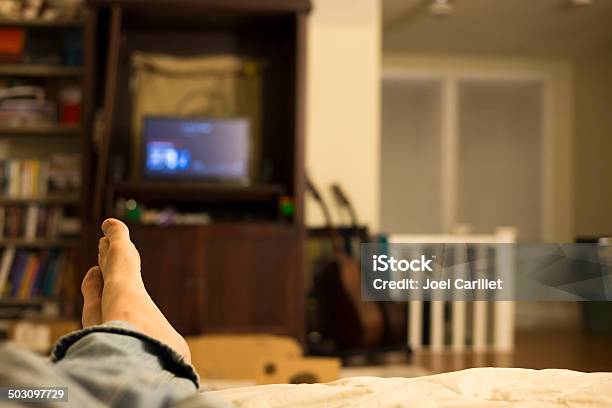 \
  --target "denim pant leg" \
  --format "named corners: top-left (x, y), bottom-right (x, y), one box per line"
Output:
top-left (51, 321), bottom-right (199, 407)
top-left (1, 321), bottom-right (232, 408)
top-left (0, 342), bottom-right (105, 407)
